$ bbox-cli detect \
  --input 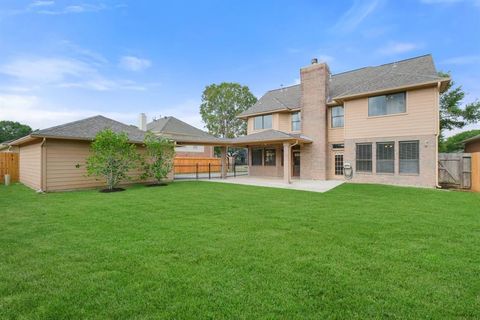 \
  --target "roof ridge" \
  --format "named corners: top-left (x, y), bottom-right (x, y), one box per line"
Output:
top-left (34, 114), bottom-right (105, 134)
top-left (266, 84), bottom-right (300, 93)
